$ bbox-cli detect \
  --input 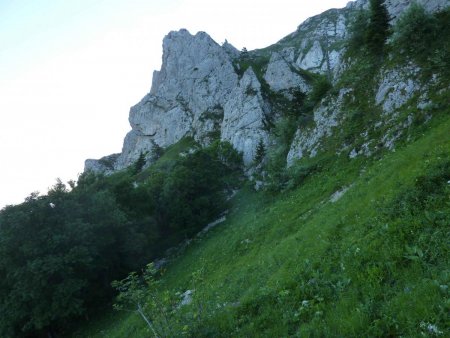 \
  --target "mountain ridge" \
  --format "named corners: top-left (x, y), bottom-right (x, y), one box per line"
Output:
top-left (85, 0), bottom-right (448, 175)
